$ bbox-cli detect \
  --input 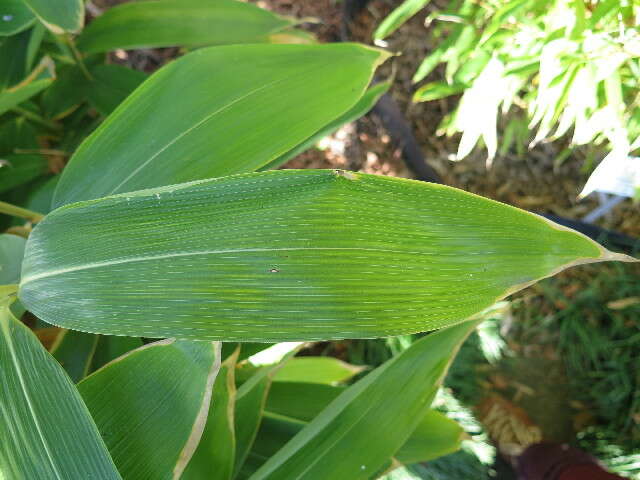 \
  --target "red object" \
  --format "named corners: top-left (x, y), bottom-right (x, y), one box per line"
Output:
top-left (517, 443), bottom-right (626, 480)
